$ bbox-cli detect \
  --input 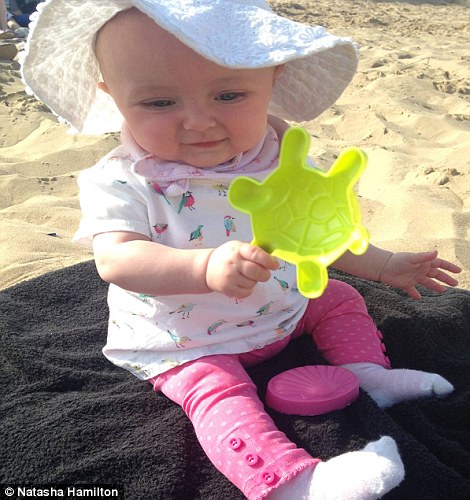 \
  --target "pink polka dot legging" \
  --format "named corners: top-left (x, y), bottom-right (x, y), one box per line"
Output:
top-left (149, 280), bottom-right (390, 499)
